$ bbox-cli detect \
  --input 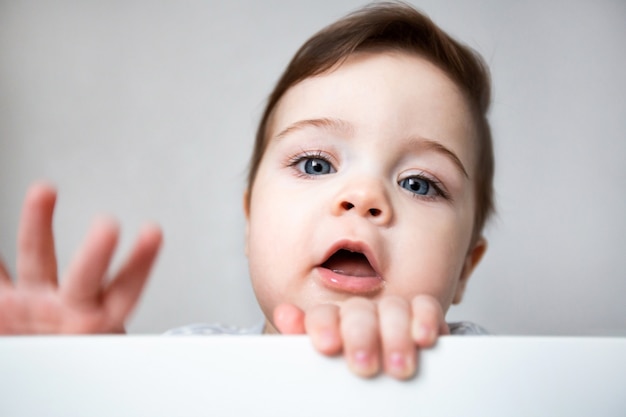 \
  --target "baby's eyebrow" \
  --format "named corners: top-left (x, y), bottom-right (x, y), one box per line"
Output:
top-left (411, 138), bottom-right (470, 179)
top-left (274, 117), bottom-right (353, 140)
